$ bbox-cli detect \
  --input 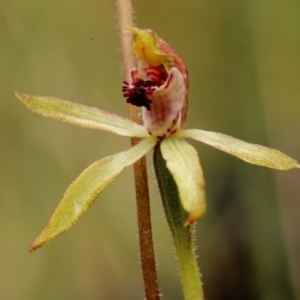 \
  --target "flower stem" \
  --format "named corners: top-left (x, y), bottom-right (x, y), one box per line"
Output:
top-left (116, 1), bottom-right (160, 299)
top-left (153, 143), bottom-right (204, 300)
